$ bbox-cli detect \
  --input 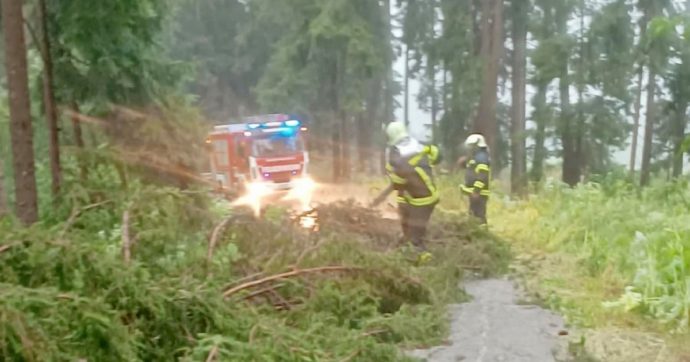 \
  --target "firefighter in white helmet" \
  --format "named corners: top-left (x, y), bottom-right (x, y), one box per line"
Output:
top-left (457, 134), bottom-right (490, 224)
top-left (382, 121), bottom-right (441, 263)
